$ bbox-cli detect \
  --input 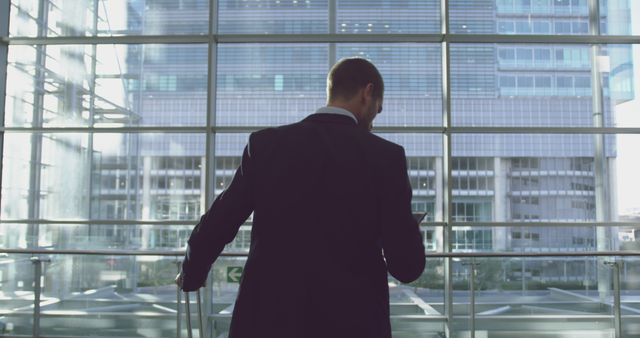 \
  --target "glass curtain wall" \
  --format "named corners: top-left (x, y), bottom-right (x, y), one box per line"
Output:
top-left (1, 0), bottom-right (640, 337)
